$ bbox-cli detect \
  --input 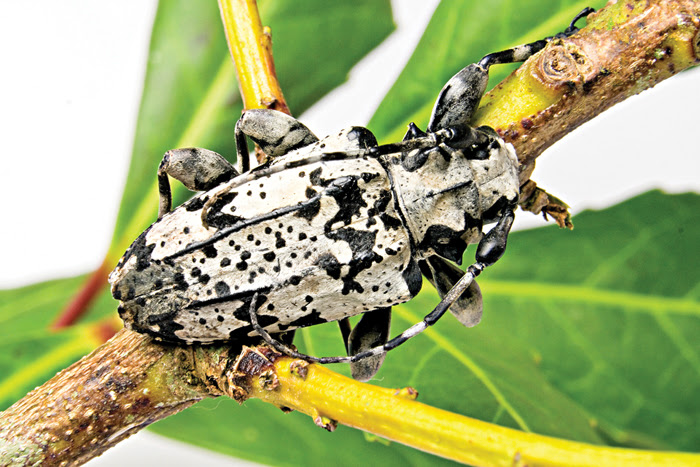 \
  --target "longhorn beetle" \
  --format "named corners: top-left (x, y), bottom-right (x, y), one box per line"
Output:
top-left (110, 8), bottom-right (594, 381)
